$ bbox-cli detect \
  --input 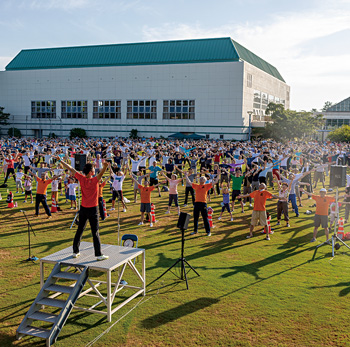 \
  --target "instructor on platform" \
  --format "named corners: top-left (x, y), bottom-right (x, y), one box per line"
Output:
top-left (55, 155), bottom-right (110, 261)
